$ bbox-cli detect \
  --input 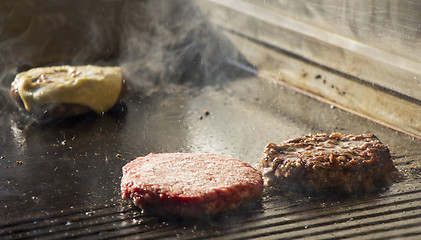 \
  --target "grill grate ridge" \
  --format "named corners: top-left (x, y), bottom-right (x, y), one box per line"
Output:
top-left (192, 194), bottom-right (421, 238)
top-left (2, 187), bottom-right (421, 239)
top-left (240, 207), bottom-right (421, 240)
